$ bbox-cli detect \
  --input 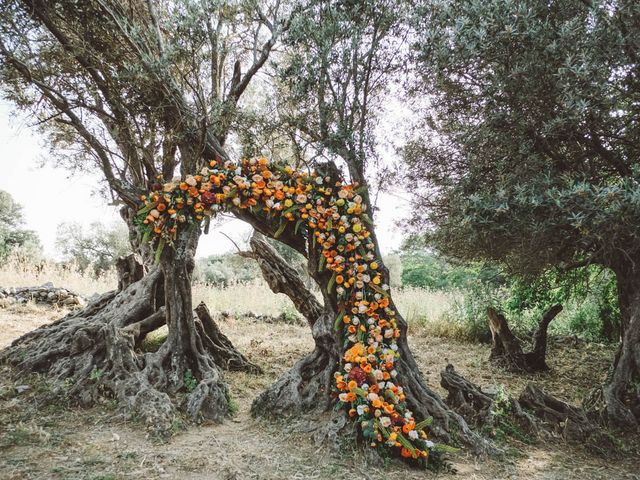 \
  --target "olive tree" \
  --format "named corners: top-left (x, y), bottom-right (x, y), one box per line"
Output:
top-left (405, 0), bottom-right (640, 427)
top-left (0, 0), bottom-right (285, 431)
